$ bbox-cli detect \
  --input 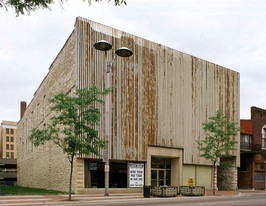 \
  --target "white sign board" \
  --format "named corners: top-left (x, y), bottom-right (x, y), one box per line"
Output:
top-left (89, 163), bottom-right (97, 171)
top-left (104, 164), bottom-right (110, 172)
top-left (129, 163), bottom-right (144, 187)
